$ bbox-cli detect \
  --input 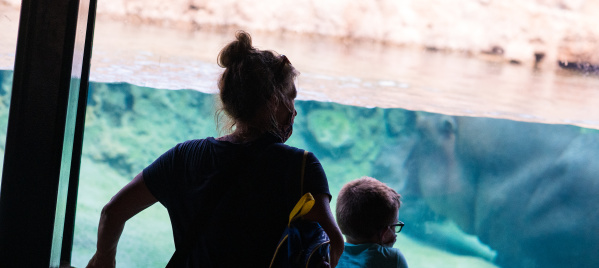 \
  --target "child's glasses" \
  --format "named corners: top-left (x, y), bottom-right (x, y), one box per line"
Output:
top-left (389, 221), bottom-right (405, 233)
